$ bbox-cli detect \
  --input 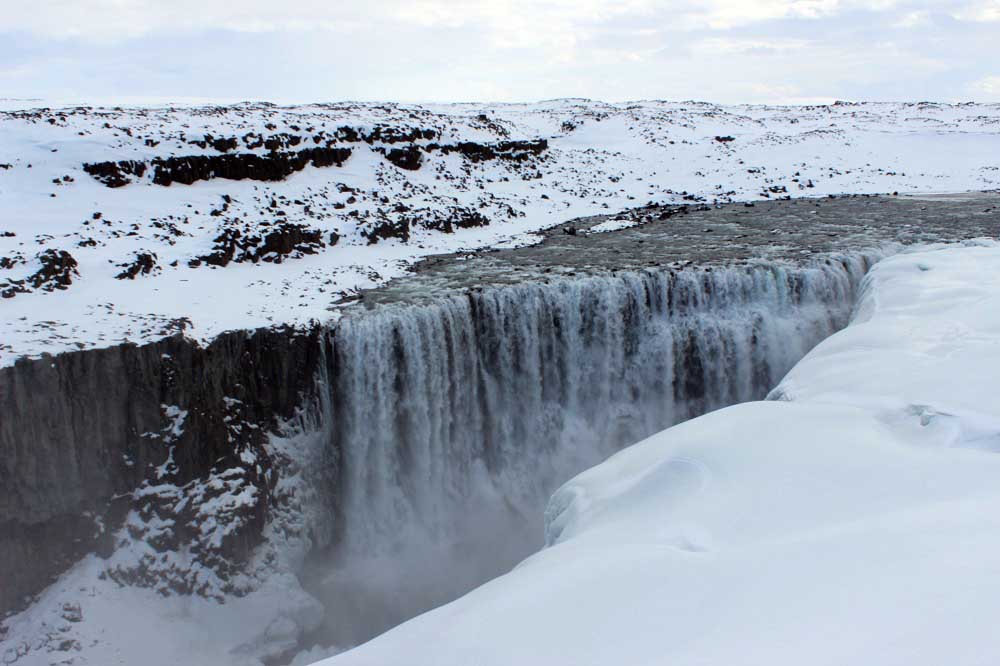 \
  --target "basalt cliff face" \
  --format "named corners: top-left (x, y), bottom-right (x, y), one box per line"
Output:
top-left (0, 328), bottom-right (323, 614)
